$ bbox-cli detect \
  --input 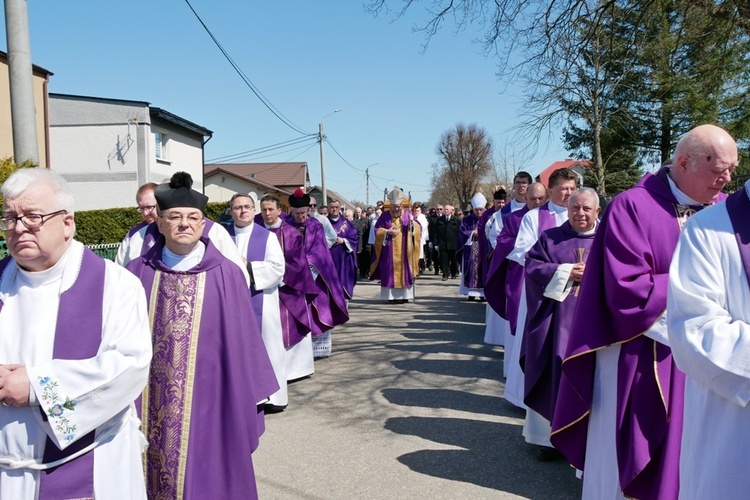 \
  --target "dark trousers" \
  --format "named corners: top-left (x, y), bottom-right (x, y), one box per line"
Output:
top-left (439, 249), bottom-right (458, 278)
top-left (432, 246), bottom-right (441, 273)
top-left (358, 248), bottom-right (371, 277)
